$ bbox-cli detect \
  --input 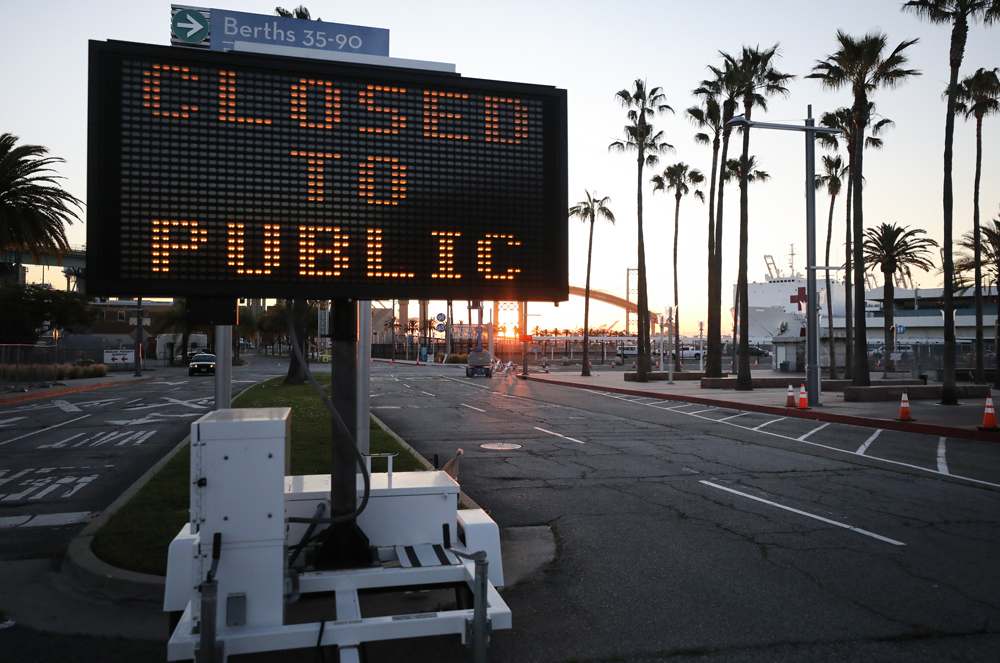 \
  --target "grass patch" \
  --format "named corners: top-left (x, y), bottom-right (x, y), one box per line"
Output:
top-left (92, 374), bottom-right (426, 576)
